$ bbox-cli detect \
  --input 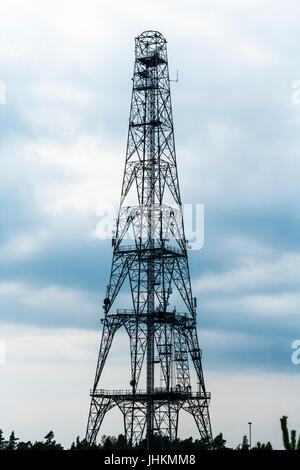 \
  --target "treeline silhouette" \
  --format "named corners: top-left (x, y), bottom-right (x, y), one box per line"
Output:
top-left (0, 429), bottom-right (273, 451)
top-left (1, 415), bottom-right (298, 451)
